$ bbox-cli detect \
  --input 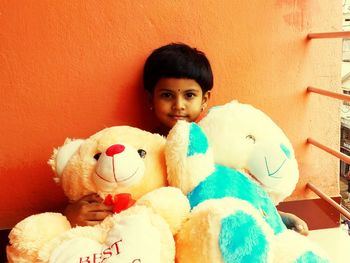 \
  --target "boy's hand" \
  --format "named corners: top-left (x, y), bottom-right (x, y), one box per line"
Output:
top-left (64, 194), bottom-right (113, 227)
top-left (278, 211), bottom-right (309, 236)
